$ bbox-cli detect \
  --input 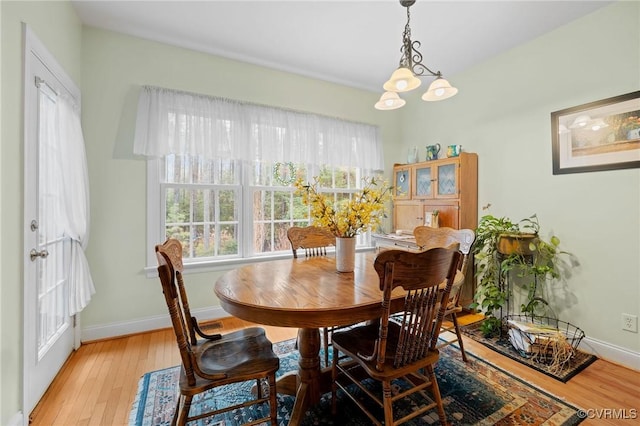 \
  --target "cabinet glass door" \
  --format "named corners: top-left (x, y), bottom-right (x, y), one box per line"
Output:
top-left (414, 165), bottom-right (433, 198)
top-left (436, 163), bottom-right (458, 197)
top-left (393, 167), bottom-right (411, 199)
